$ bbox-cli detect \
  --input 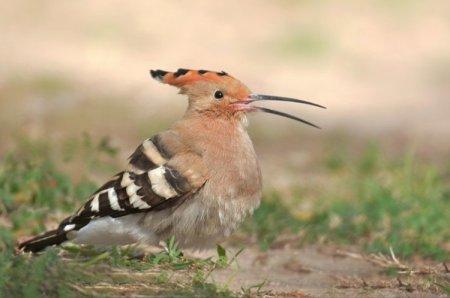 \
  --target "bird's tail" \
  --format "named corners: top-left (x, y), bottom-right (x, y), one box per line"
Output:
top-left (17, 229), bottom-right (68, 253)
